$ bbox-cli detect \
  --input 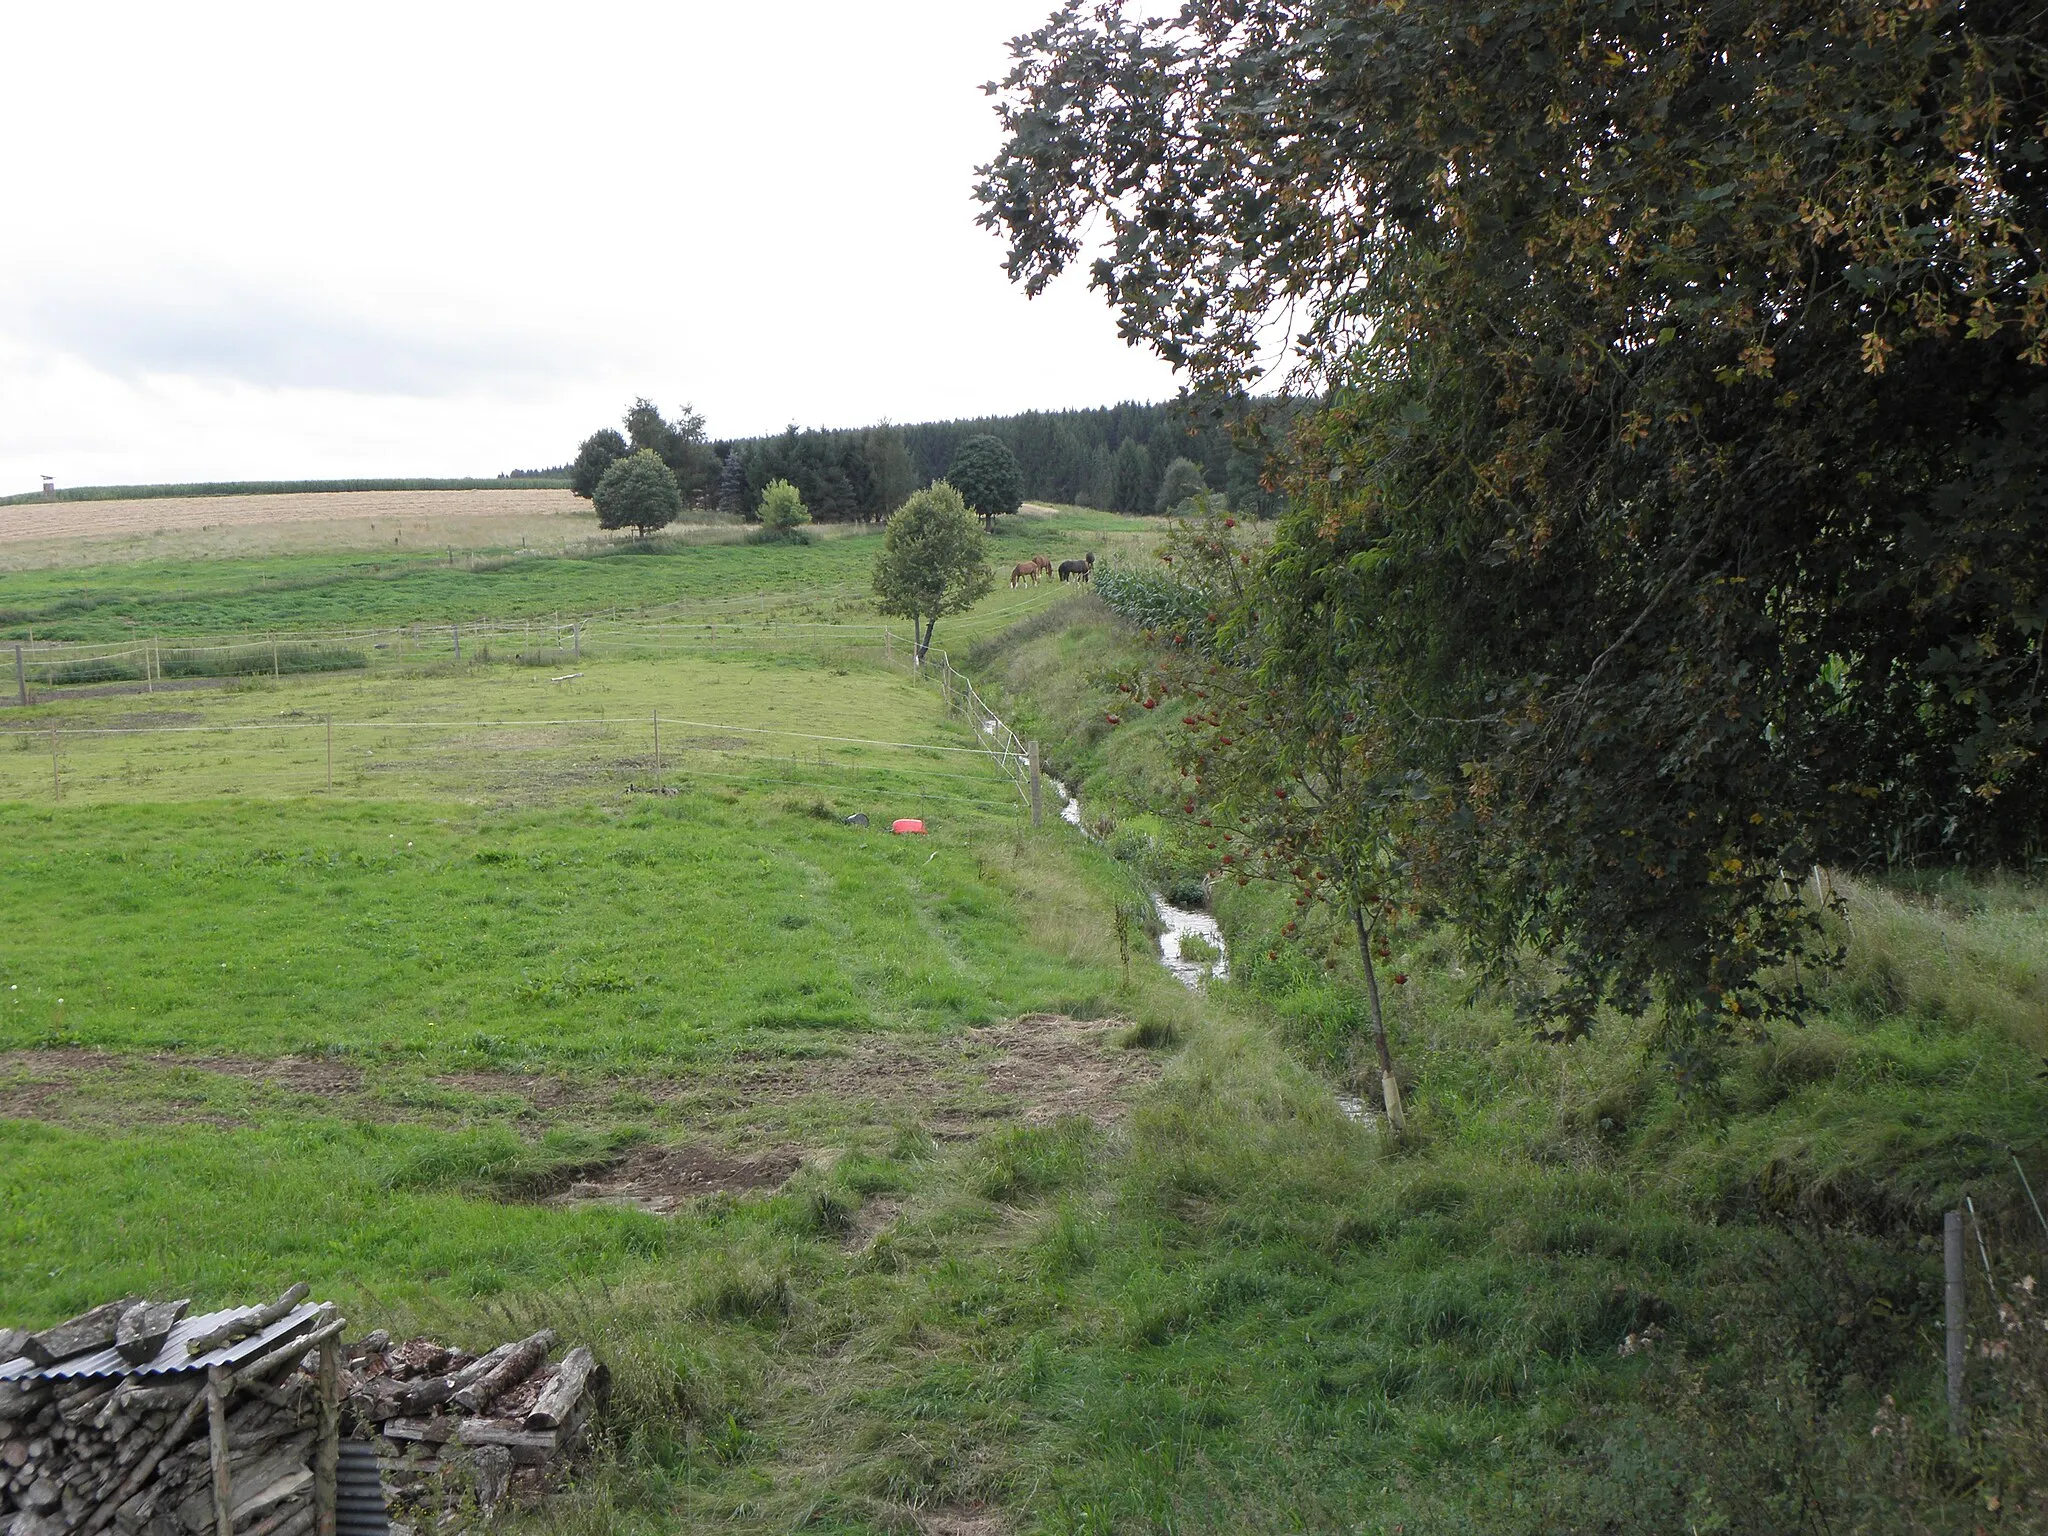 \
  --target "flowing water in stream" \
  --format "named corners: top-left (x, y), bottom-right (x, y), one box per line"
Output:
top-left (1055, 781), bottom-right (1225, 988)
top-left (1055, 780), bottom-right (1374, 1124)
